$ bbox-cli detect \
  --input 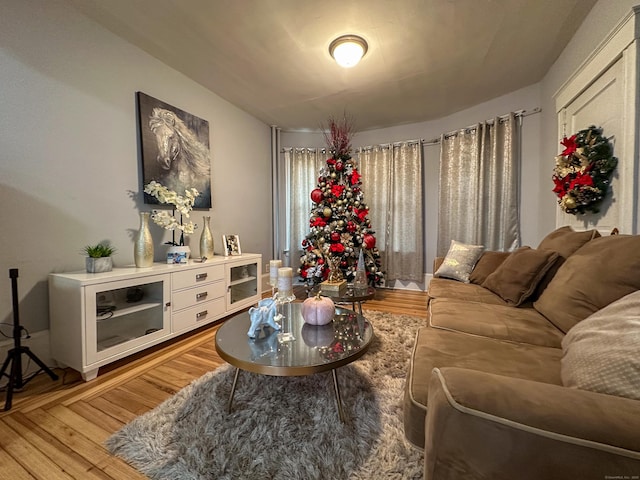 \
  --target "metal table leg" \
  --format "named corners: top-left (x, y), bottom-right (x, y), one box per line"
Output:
top-left (228, 367), bottom-right (240, 413)
top-left (332, 369), bottom-right (346, 423)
